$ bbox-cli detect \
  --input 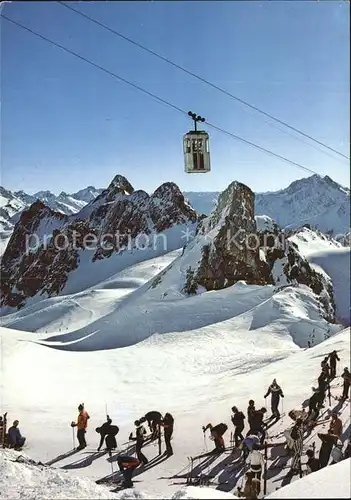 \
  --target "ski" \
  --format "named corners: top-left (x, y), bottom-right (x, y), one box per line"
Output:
top-left (189, 446), bottom-right (235, 461)
top-left (1, 413), bottom-right (7, 448)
